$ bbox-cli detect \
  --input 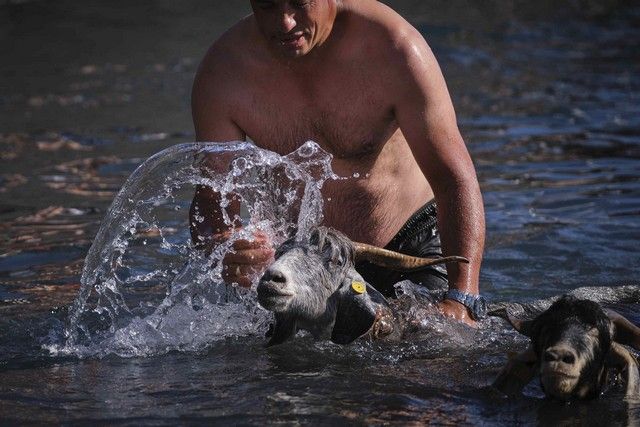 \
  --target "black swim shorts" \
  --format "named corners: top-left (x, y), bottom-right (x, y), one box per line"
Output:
top-left (355, 199), bottom-right (448, 297)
